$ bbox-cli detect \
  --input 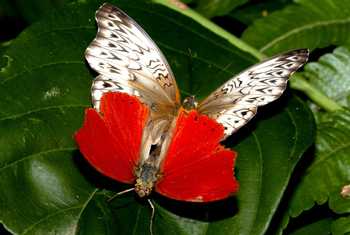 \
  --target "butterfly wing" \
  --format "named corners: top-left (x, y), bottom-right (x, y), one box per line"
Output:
top-left (156, 110), bottom-right (239, 202)
top-left (85, 3), bottom-right (180, 158)
top-left (86, 3), bottom-right (180, 110)
top-left (198, 49), bottom-right (309, 138)
top-left (75, 93), bottom-right (149, 183)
